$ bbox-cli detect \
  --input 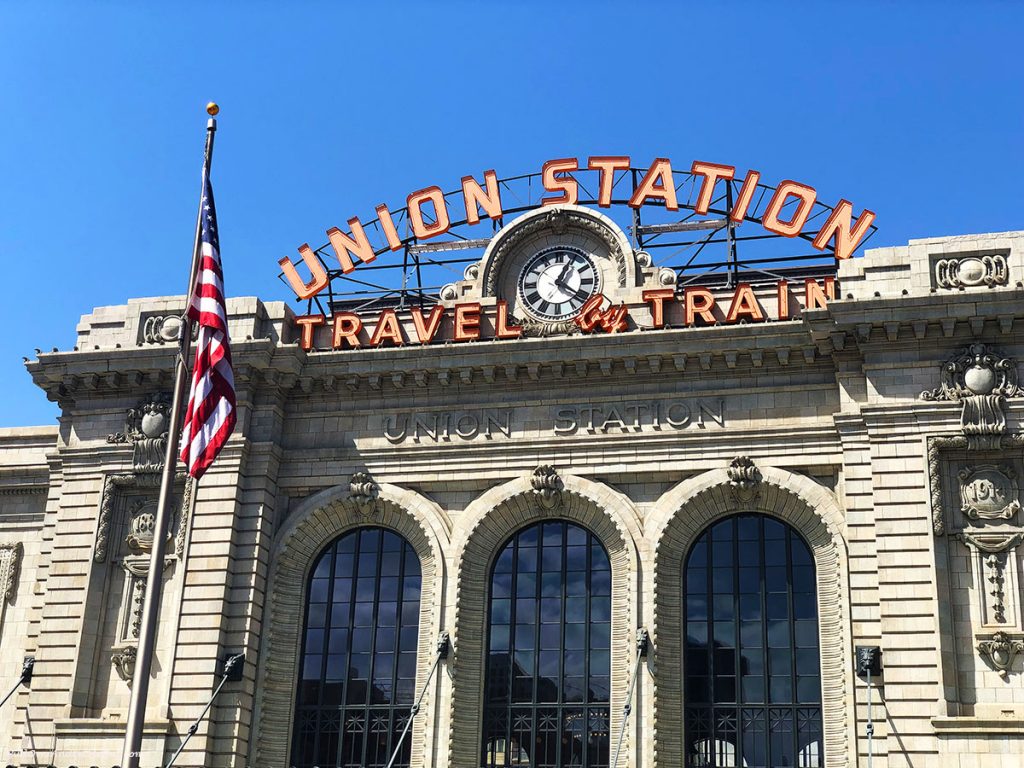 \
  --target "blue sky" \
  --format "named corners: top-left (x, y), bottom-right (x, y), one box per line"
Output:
top-left (1, 2), bottom-right (1021, 426)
